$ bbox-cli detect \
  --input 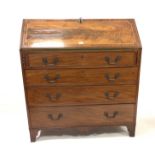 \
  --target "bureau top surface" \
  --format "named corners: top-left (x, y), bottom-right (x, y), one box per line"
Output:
top-left (20, 19), bottom-right (141, 49)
